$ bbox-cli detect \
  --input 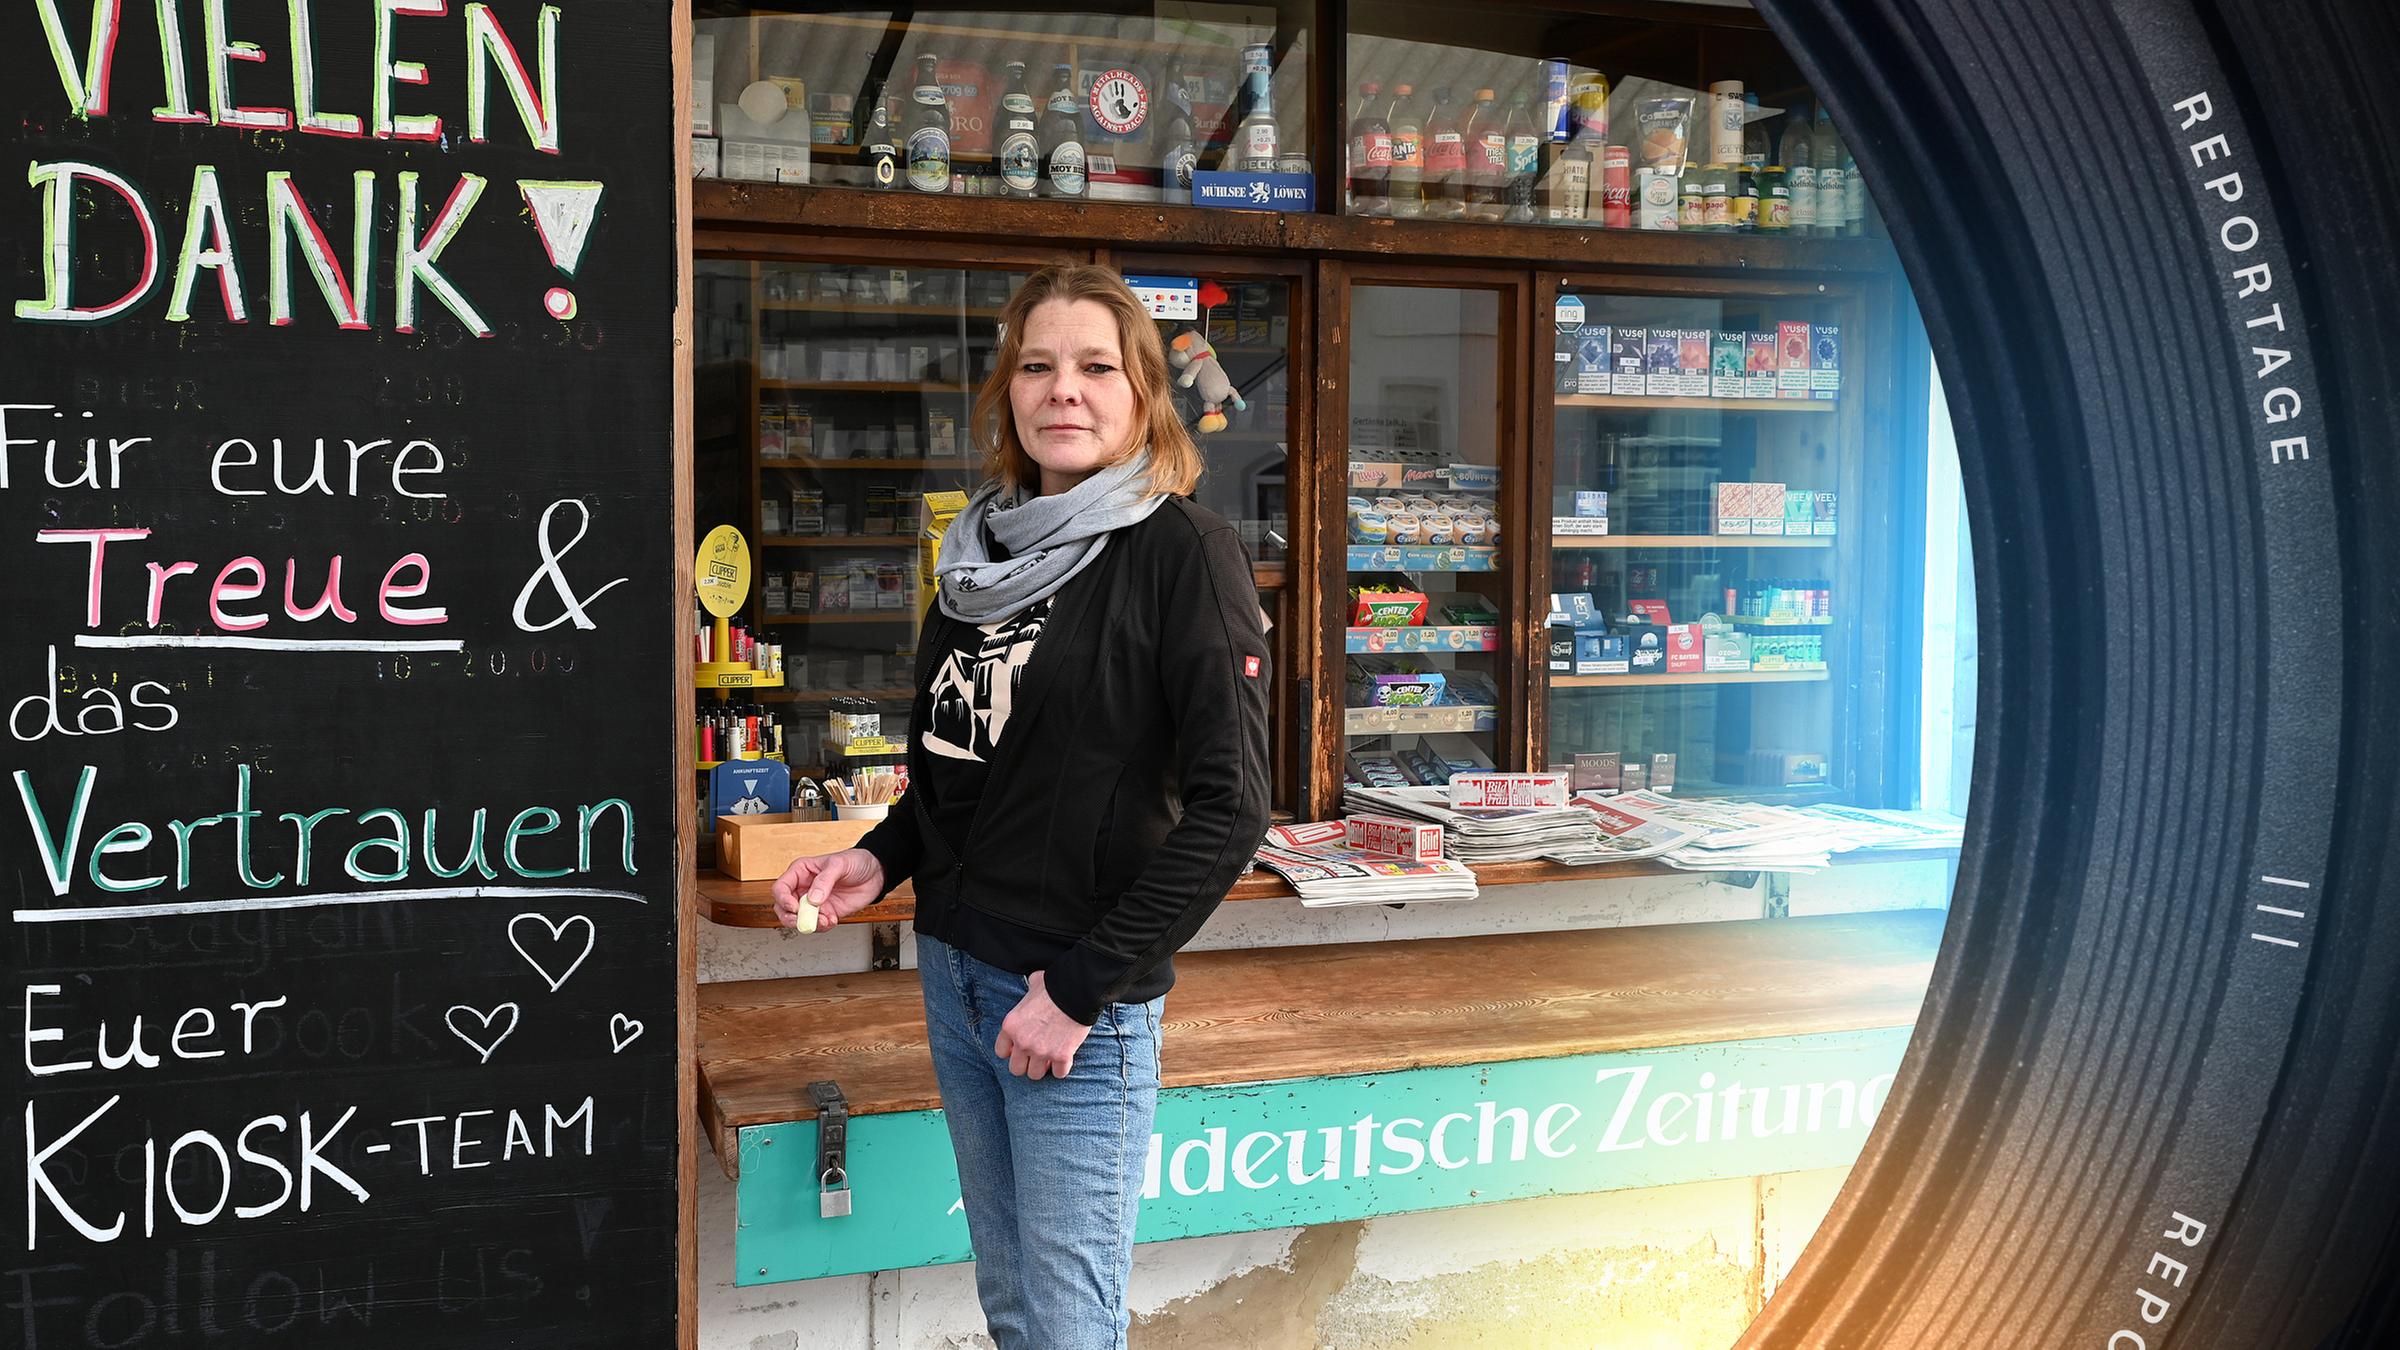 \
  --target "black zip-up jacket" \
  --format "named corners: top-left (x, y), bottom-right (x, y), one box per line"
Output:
top-left (855, 496), bottom-right (1273, 1024)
